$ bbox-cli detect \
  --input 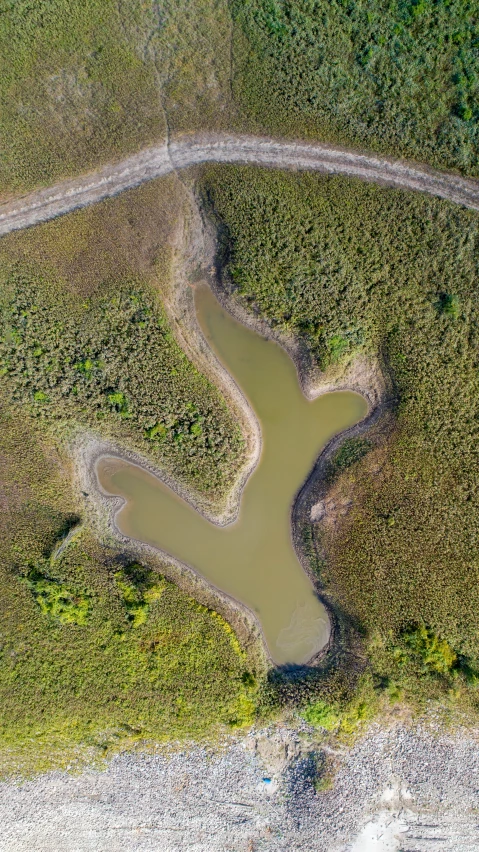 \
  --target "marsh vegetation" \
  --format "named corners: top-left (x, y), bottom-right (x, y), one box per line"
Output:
top-left (0, 177), bottom-right (259, 774)
top-left (232, 0), bottom-right (479, 174)
top-left (202, 163), bottom-right (479, 711)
